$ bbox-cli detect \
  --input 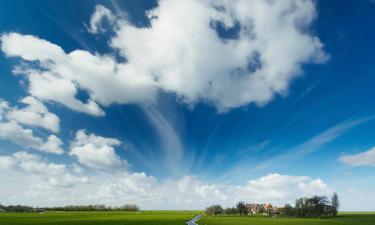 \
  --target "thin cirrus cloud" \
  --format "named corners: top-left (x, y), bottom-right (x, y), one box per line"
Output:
top-left (340, 147), bottom-right (375, 167)
top-left (0, 0), bottom-right (327, 116)
top-left (221, 116), bottom-right (373, 181)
